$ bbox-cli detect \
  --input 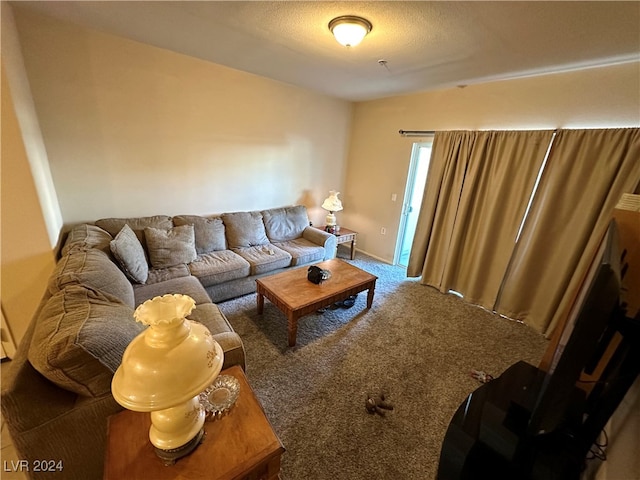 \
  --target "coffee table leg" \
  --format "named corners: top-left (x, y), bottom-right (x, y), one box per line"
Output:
top-left (287, 312), bottom-right (298, 347)
top-left (366, 282), bottom-right (375, 308)
top-left (257, 292), bottom-right (264, 314)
